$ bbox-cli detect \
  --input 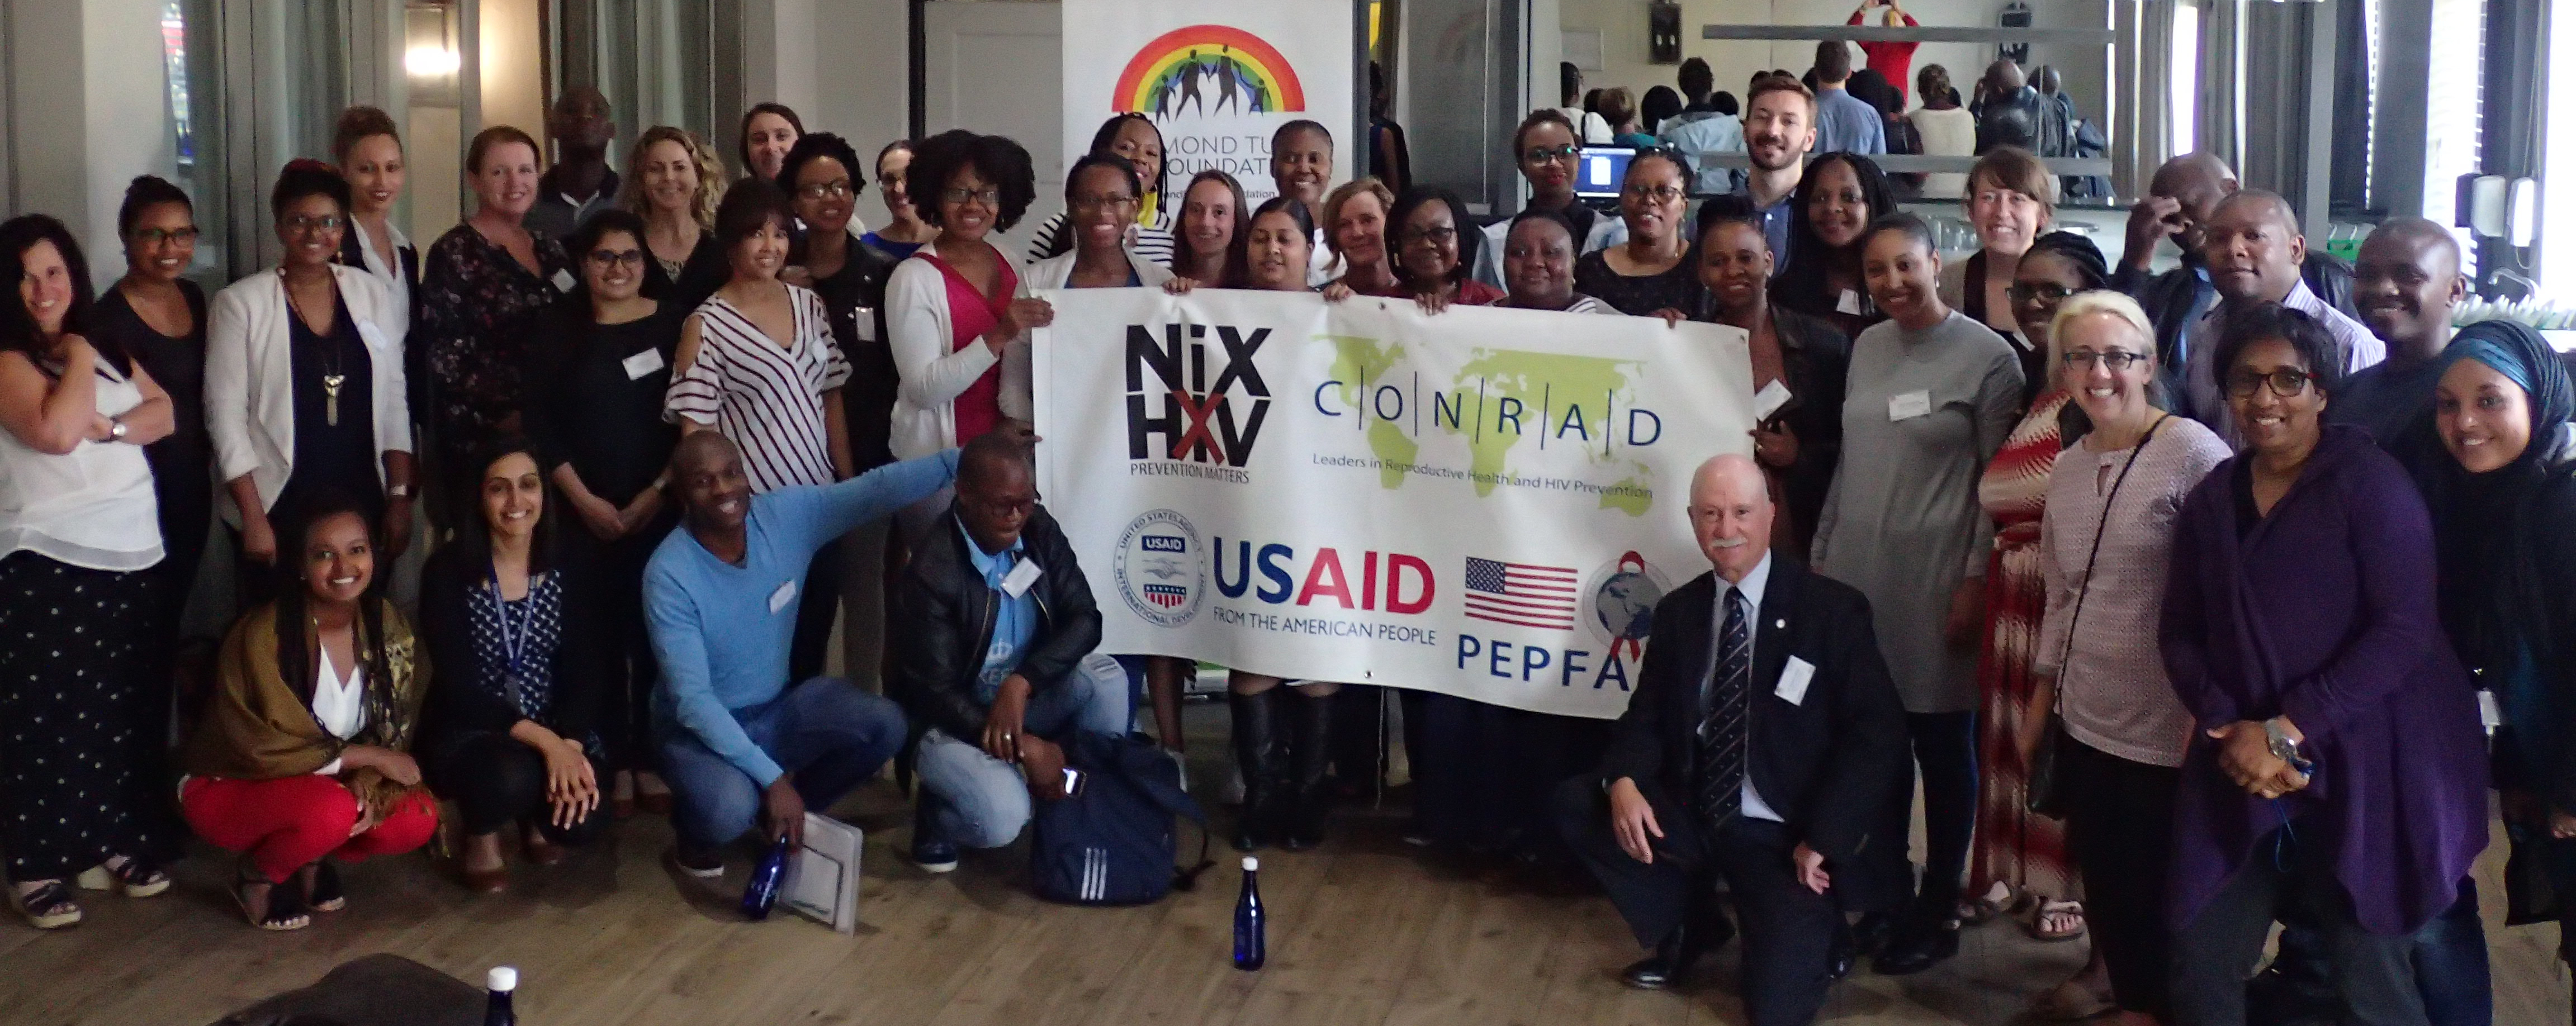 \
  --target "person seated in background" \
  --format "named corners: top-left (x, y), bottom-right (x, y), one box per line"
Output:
top-left (179, 489), bottom-right (439, 931)
top-left (645, 431), bottom-right (957, 876)
top-left (420, 440), bottom-right (610, 893)
top-left (891, 433), bottom-right (1129, 872)
top-left (1554, 454), bottom-right (1905, 1025)
top-left (1909, 65), bottom-right (1976, 200)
